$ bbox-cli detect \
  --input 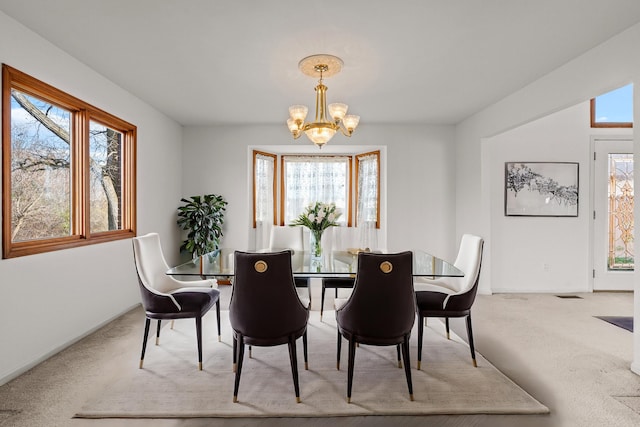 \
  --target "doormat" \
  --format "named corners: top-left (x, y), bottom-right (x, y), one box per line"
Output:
top-left (595, 316), bottom-right (633, 332)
